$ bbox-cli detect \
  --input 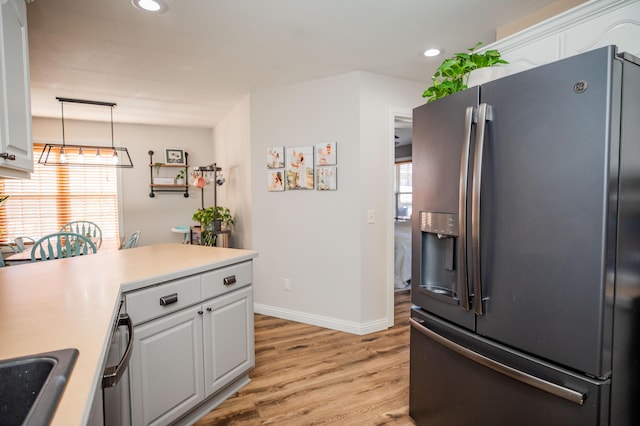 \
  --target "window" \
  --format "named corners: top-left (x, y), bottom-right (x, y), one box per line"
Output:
top-left (0, 144), bottom-right (121, 247)
top-left (395, 161), bottom-right (412, 220)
